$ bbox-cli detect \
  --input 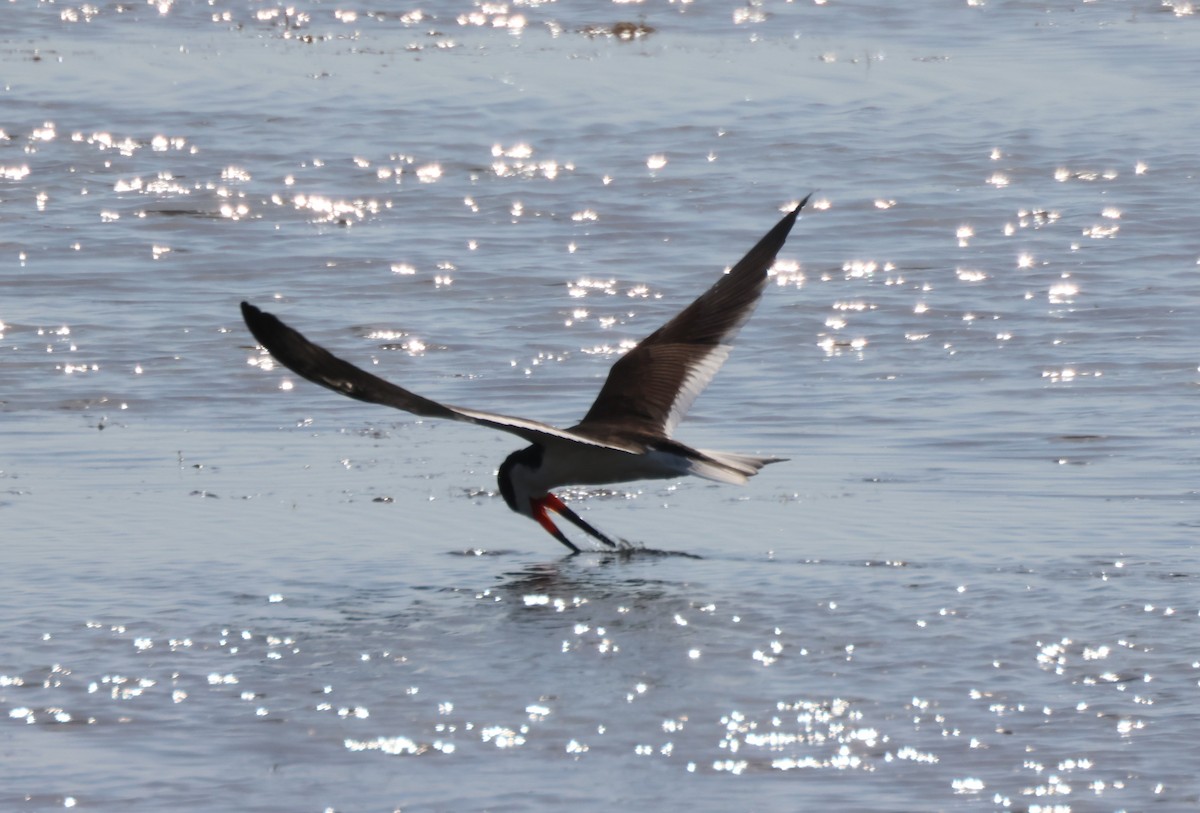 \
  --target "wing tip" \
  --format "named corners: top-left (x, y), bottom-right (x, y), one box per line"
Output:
top-left (766, 193), bottom-right (813, 241)
top-left (787, 192), bottom-right (814, 217)
top-left (240, 300), bottom-right (289, 353)
top-left (240, 300), bottom-right (259, 320)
